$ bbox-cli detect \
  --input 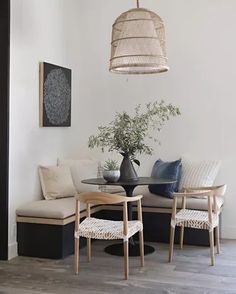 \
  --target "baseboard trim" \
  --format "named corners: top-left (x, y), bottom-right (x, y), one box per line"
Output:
top-left (221, 226), bottom-right (236, 239)
top-left (8, 242), bottom-right (17, 260)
